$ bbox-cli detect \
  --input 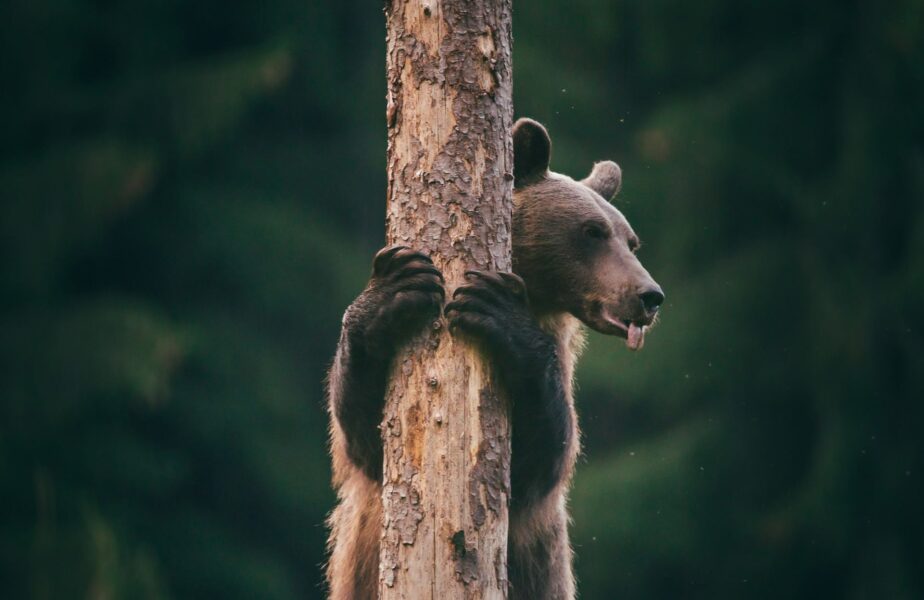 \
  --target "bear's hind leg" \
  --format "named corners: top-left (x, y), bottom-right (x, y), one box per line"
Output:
top-left (326, 474), bottom-right (382, 600)
top-left (508, 497), bottom-right (575, 600)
